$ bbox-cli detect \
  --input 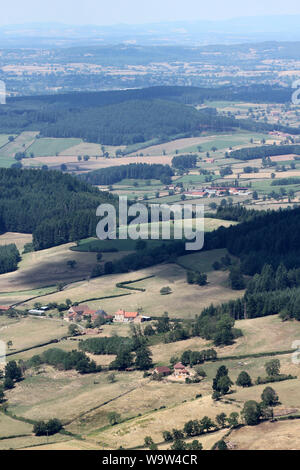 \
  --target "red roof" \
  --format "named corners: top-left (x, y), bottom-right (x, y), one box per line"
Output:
top-left (115, 309), bottom-right (138, 318)
top-left (0, 306), bottom-right (10, 310)
top-left (83, 310), bottom-right (97, 316)
top-left (155, 366), bottom-right (171, 374)
top-left (70, 305), bottom-right (90, 313)
top-left (174, 362), bottom-right (185, 369)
